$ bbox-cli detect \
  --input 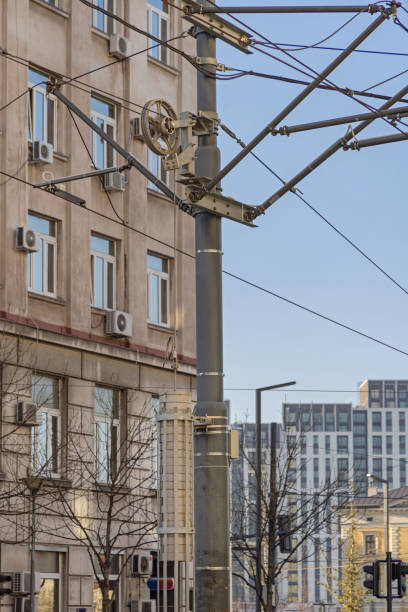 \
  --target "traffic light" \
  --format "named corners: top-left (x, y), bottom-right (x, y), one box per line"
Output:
top-left (363, 562), bottom-right (379, 597)
top-left (278, 514), bottom-right (291, 553)
top-left (401, 564), bottom-right (408, 596)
